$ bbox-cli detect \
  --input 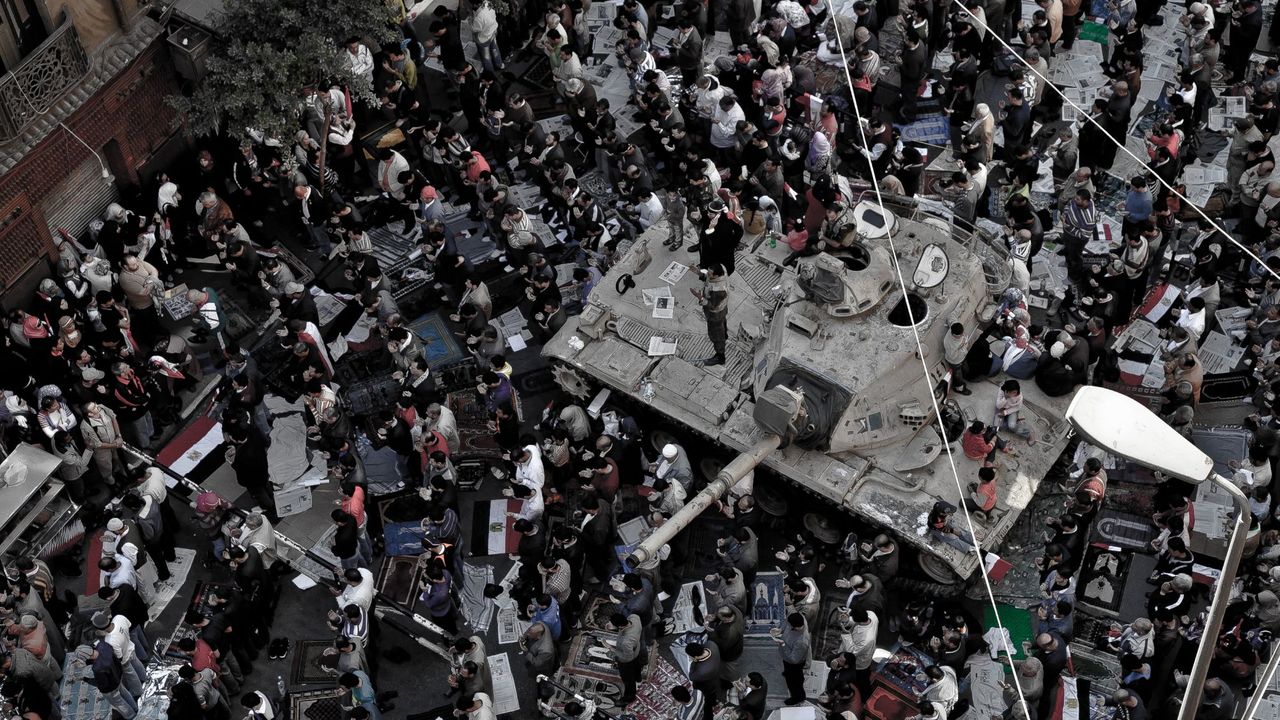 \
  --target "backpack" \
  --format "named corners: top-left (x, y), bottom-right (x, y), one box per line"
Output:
top-left (93, 651), bottom-right (124, 692)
